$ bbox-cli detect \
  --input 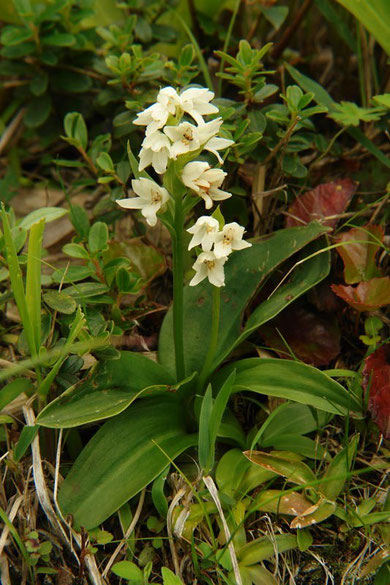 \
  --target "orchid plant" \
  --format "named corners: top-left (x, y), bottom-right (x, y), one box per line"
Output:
top-left (116, 85), bottom-right (251, 382)
top-left (37, 85), bottom-right (363, 538)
